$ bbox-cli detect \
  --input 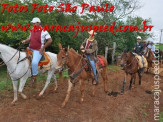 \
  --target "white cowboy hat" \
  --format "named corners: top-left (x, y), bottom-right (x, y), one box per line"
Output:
top-left (88, 30), bottom-right (97, 35)
top-left (137, 36), bottom-right (141, 40)
top-left (31, 17), bottom-right (41, 23)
